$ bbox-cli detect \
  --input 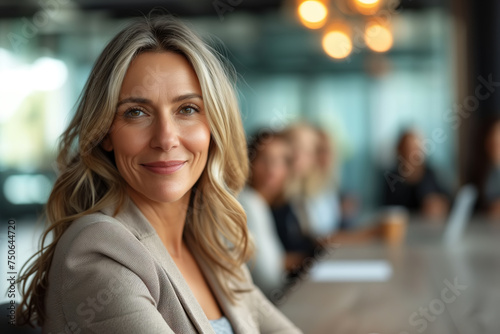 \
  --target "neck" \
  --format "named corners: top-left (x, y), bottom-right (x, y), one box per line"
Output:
top-left (127, 186), bottom-right (191, 259)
